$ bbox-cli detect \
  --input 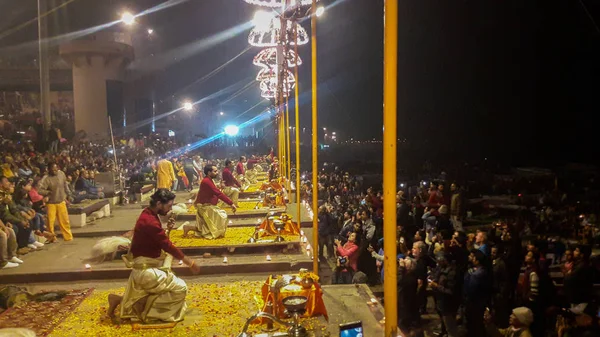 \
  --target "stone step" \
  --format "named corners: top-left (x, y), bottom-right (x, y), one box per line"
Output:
top-left (0, 252), bottom-right (313, 284)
